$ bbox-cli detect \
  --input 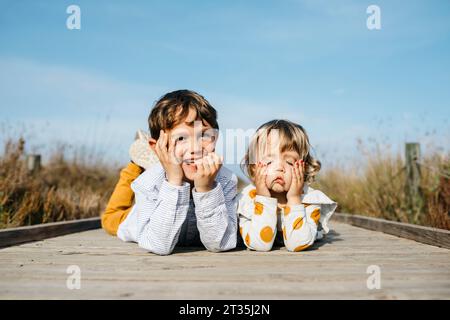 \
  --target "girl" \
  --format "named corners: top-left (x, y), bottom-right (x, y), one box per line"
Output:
top-left (238, 119), bottom-right (337, 252)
